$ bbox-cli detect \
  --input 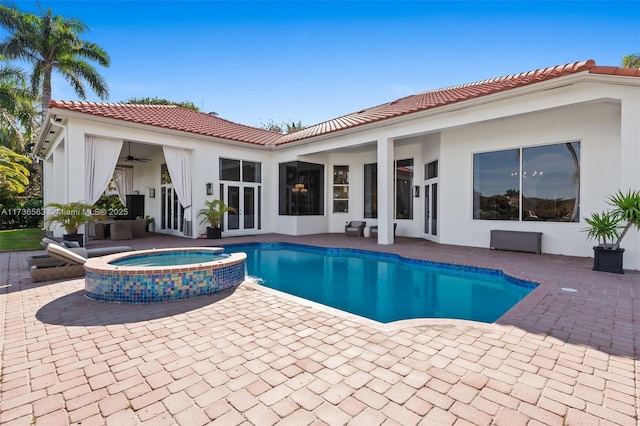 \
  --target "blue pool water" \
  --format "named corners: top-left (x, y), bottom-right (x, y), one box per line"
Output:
top-left (109, 251), bottom-right (229, 267)
top-left (224, 243), bottom-right (537, 324)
